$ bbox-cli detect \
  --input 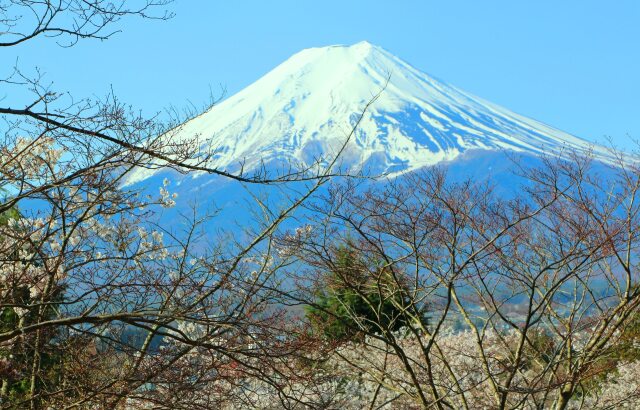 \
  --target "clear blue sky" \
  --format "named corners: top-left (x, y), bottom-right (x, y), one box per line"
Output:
top-left (5, 1), bottom-right (639, 147)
